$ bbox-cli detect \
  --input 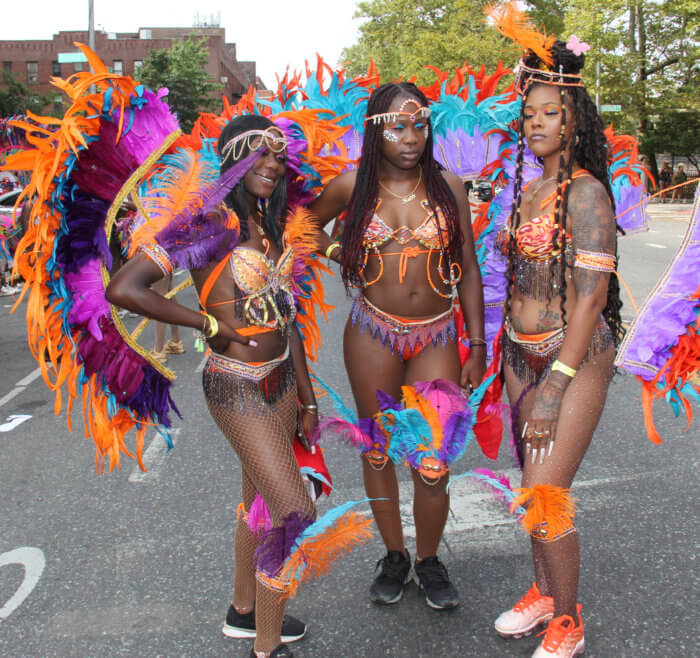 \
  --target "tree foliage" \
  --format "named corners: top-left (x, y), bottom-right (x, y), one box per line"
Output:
top-left (564, 0), bottom-right (699, 166)
top-left (342, 1), bottom-right (569, 84)
top-left (341, 0), bottom-right (699, 165)
top-left (341, 1), bottom-right (519, 84)
top-left (137, 35), bottom-right (221, 132)
top-left (0, 72), bottom-right (54, 117)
